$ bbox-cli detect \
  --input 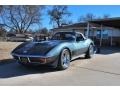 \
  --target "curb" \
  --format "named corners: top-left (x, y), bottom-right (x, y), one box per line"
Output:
top-left (0, 59), bottom-right (16, 65)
